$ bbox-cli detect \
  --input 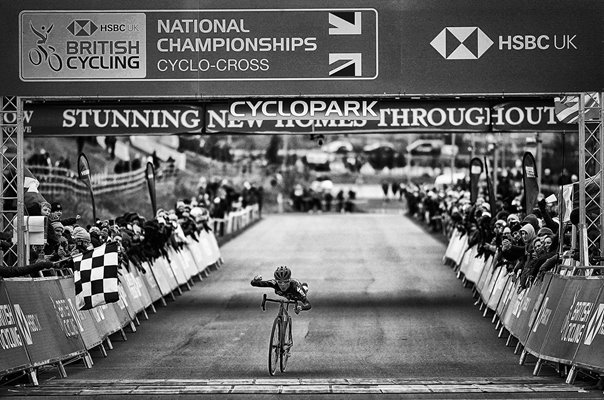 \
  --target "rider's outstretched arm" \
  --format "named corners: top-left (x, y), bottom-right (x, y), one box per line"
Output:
top-left (300, 299), bottom-right (311, 311)
top-left (251, 275), bottom-right (274, 288)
